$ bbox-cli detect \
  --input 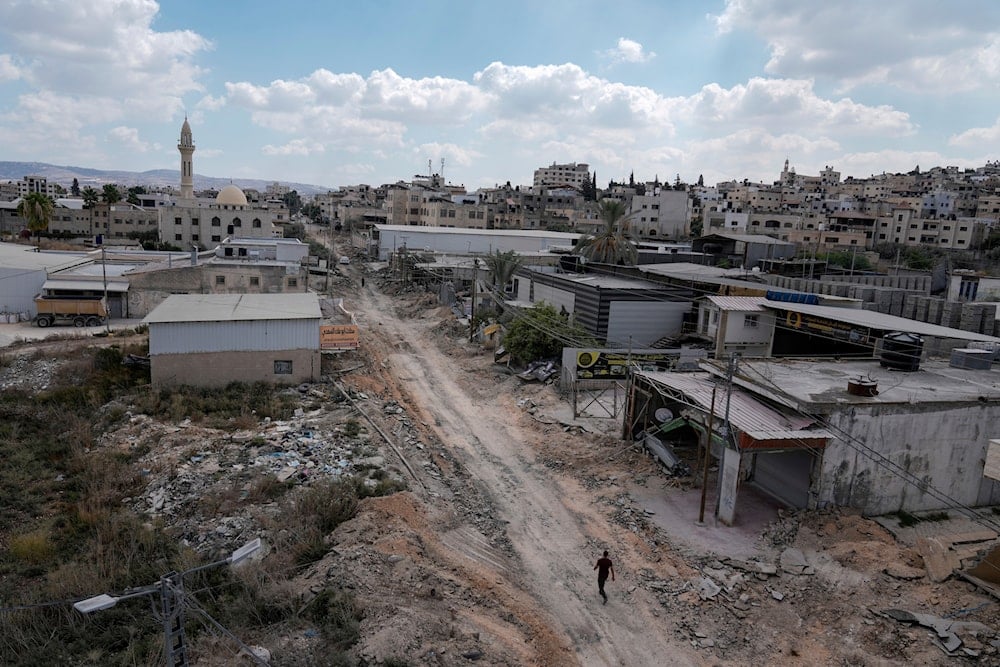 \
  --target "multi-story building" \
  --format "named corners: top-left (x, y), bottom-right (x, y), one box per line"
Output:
top-left (533, 162), bottom-right (590, 189)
